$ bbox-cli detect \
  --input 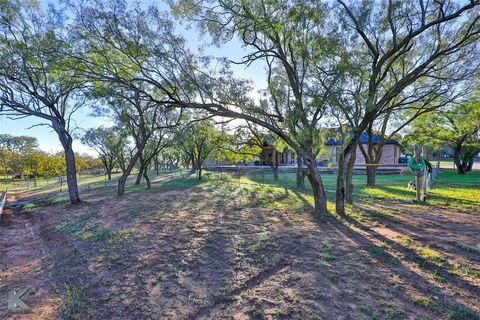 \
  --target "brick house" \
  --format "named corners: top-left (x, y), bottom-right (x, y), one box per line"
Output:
top-left (325, 132), bottom-right (401, 165)
top-left (250, 132), bottom-right (400, 167)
